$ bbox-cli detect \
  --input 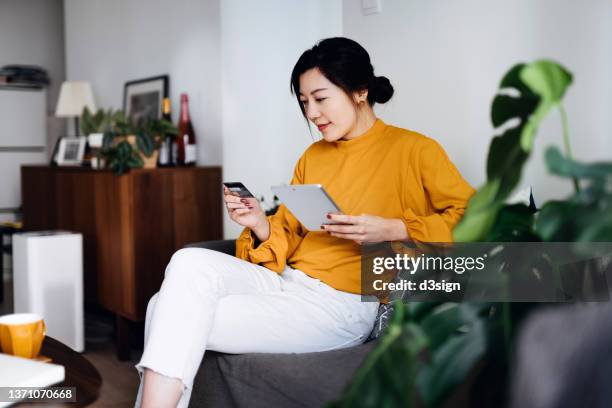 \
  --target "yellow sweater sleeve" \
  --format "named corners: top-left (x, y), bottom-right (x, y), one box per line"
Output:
top-left (402, 139), bottom-right (475, 243)
top-left (235, 158), bottom-right (307, 273)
